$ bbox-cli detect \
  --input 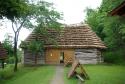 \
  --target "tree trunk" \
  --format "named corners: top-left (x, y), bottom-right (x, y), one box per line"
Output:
top-left (14, 33), bottom-right (18, 72)
top-left (1, 59), bottom-right (4, 69)
top-left (35, 53), bottom-right (37, 64)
